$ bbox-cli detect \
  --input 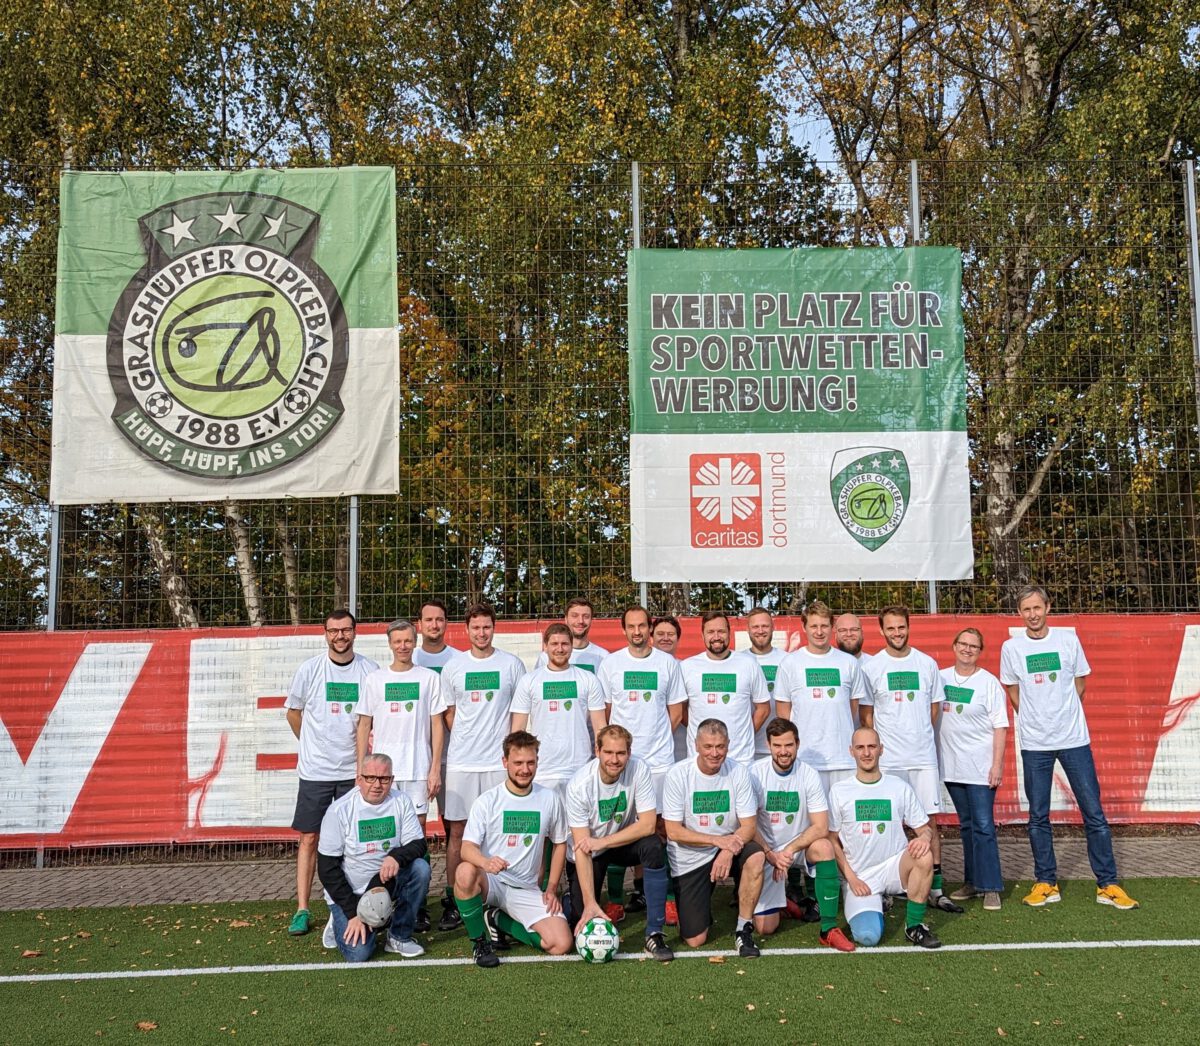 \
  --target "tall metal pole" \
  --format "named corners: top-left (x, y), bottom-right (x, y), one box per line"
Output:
top-left (909, 159), bottom-right (939, 614)
top-left (46, 505), bottom-right (60, 631)
top-left (348, 495), bottom-right (360, 617)
top-left (1184, 160), bottom-right (1200, 443)
top-left (633, 162), bottom-right (645, 611)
